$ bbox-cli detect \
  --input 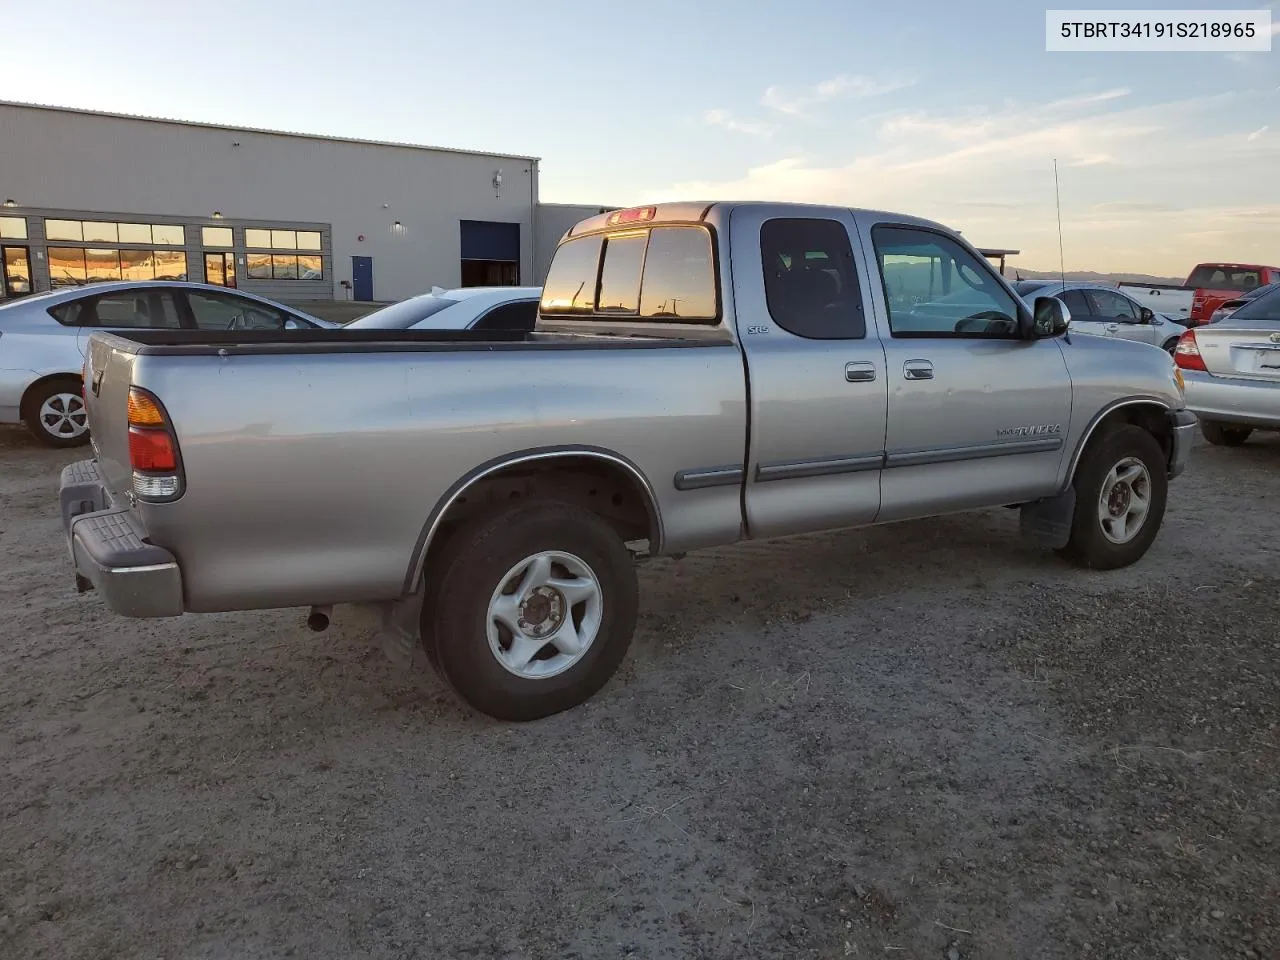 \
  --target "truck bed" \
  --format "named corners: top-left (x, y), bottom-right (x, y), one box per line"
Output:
top-left (82, 325), bottom-right (748, 612)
